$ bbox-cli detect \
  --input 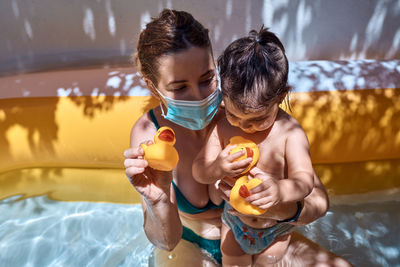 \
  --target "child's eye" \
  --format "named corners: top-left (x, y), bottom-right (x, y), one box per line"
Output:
top-left (247, 114), bottom-right (269, 122)
top-left (252, 117), bottom-right (267, 122)
top-left (226, 111), bottom-right (237, 120)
